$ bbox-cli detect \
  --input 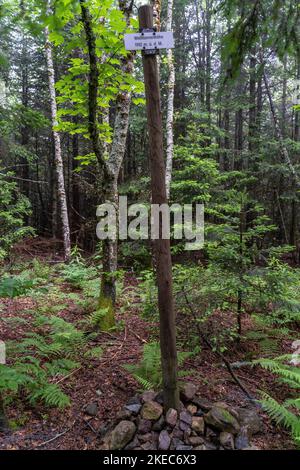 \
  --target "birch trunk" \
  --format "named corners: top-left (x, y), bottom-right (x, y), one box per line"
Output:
top-left (45, 4), bottom-right (71, 261)
top-left (80, 0), bottom-right (134, 327)
top-left (165, 0), bottom-right (175, 199)
top-left (99, 44), bottom-right (134, 326)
